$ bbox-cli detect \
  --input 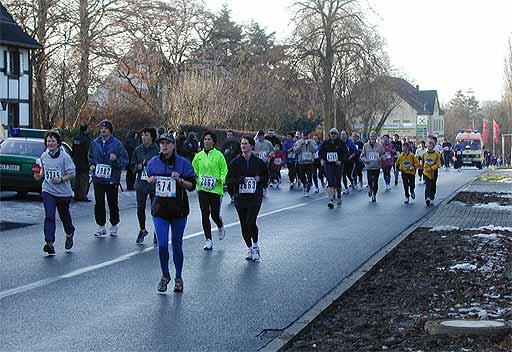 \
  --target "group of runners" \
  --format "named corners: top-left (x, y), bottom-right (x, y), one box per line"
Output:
top-left (34, 120), bottom-right (457, 293)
